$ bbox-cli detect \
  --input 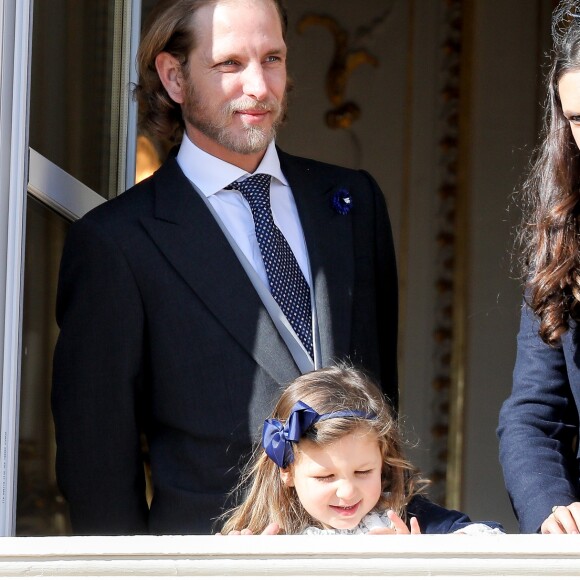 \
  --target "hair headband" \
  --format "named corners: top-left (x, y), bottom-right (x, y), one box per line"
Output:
top-left (262, 400), bottom-right (376, 468)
